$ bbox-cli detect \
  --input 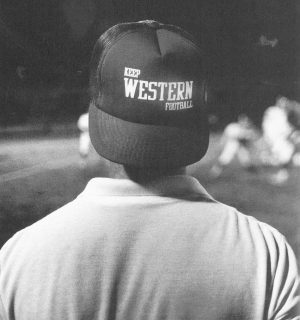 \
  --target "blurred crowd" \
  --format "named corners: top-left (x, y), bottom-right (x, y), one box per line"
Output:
top-left (211, 96), bottom-right (300, 184)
